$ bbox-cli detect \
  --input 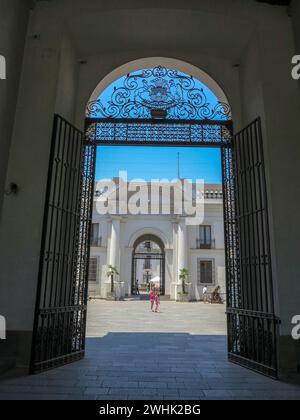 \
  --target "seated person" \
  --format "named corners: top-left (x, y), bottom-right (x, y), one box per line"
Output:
top-left (211, 286), bottom-right (222, 304)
